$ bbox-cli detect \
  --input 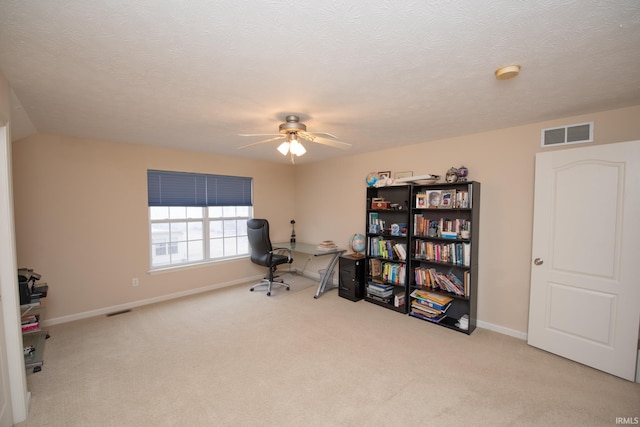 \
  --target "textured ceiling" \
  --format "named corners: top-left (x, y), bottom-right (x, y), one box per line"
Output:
top-left (1, 1), bottom-right (639, 164)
